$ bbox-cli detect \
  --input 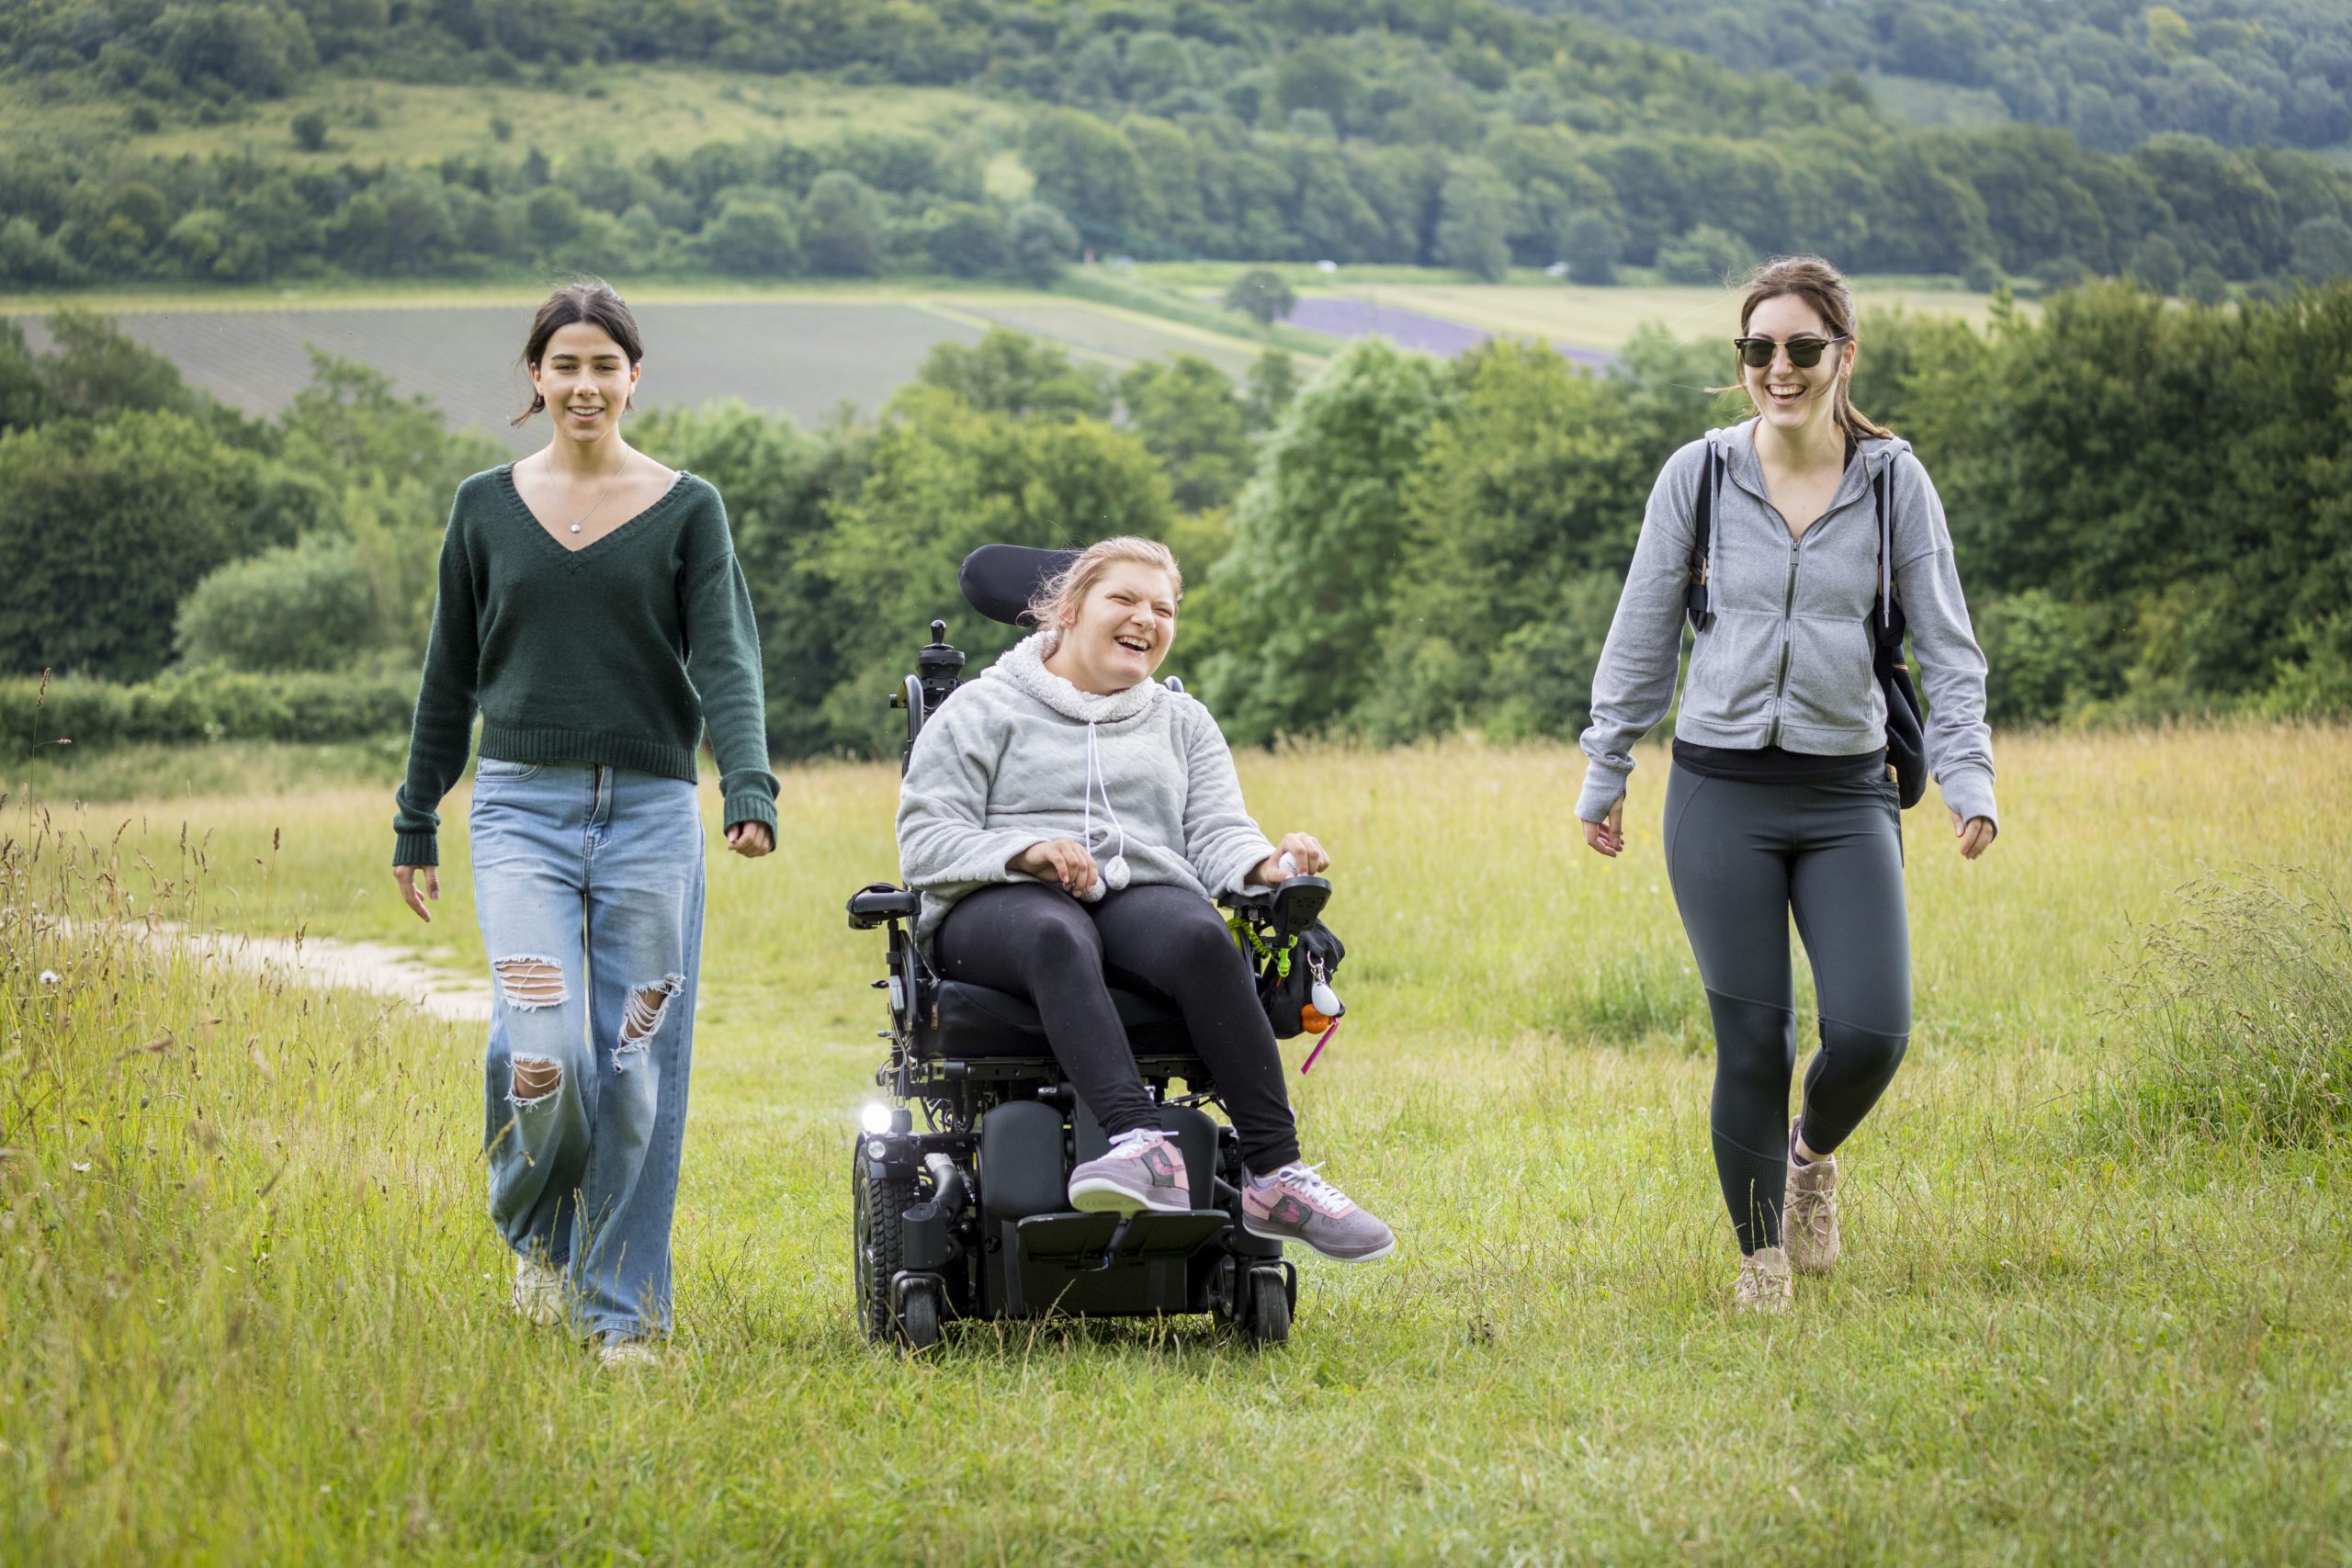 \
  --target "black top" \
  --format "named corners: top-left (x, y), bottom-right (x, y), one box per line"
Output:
top-left (1672, 739), bottom-right (1888, 785)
